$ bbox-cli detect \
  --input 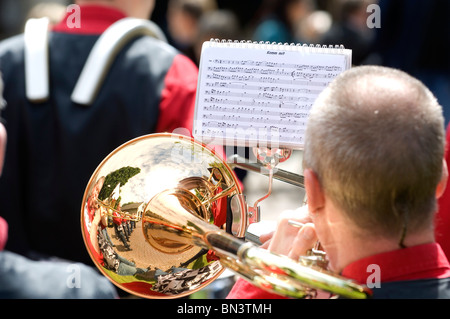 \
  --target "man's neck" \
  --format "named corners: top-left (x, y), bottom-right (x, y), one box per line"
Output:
top-left (52, 4), bottom-right (127, 34)
top-left (75, 1), bottom-right (153, 20)
top-left (331, 223), bottom-right (436, 274)
top-left (317, 200), bottom-right (436, 274)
